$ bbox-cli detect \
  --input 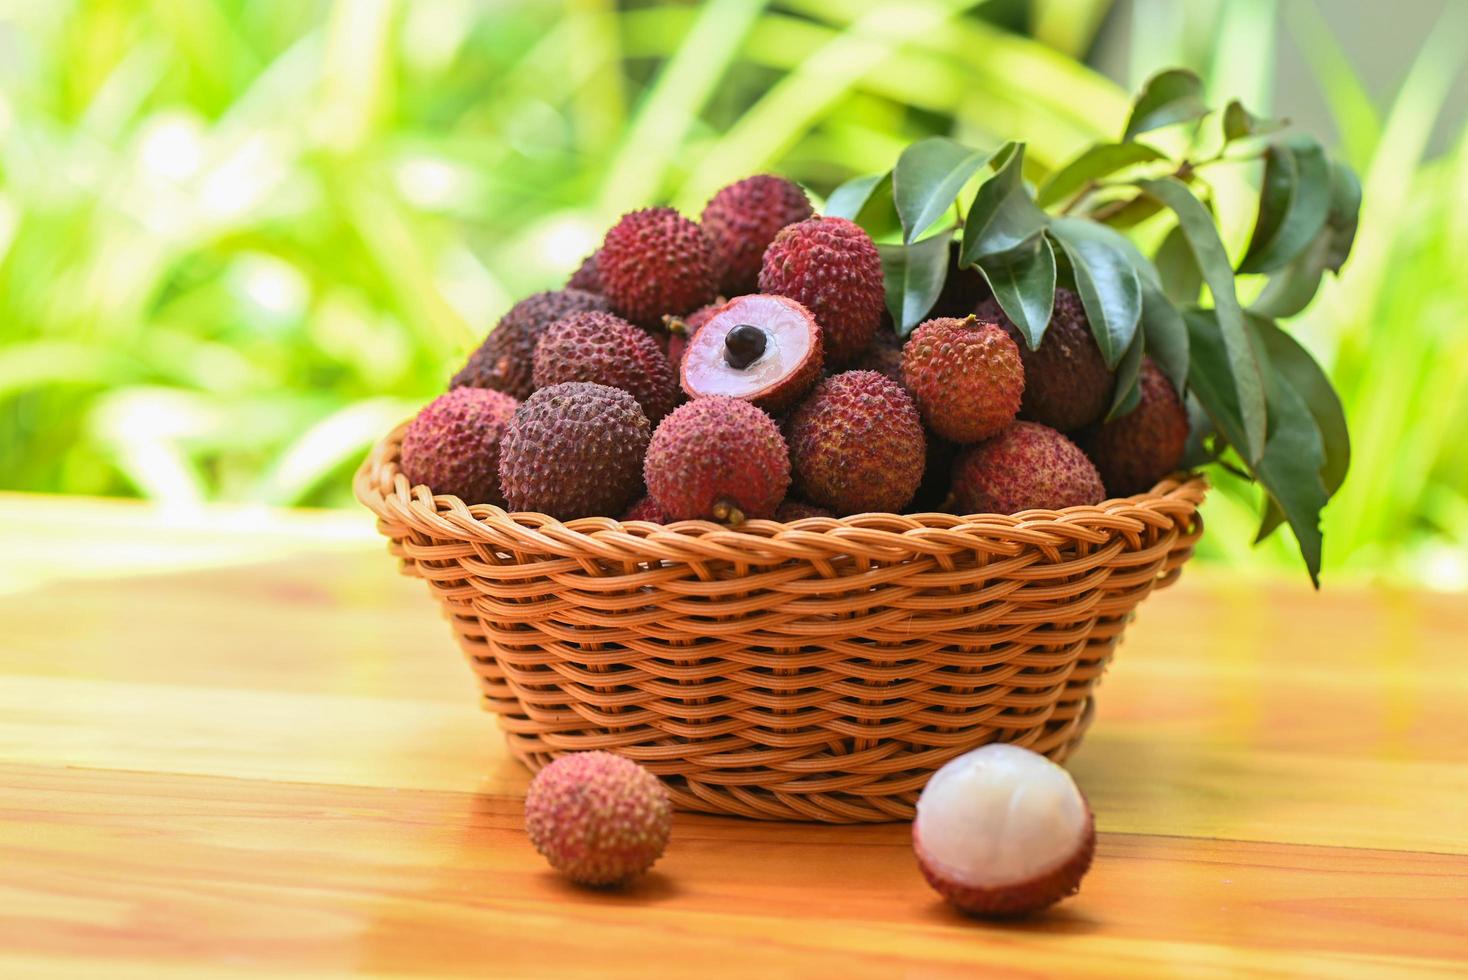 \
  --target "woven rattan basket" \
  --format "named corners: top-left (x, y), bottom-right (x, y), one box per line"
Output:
top-left (356, 422), bottom-right (1206, 822)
